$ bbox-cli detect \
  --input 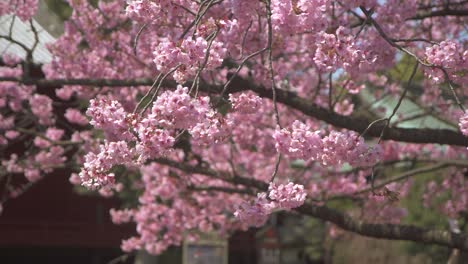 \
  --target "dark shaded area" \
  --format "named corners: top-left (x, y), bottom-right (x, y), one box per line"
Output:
top-left (0, 168), bottom-right (135, 263)
top-left (229, 230), bottom-right (257, 264)
top-left (0, 247), bottom-right (134, 264)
